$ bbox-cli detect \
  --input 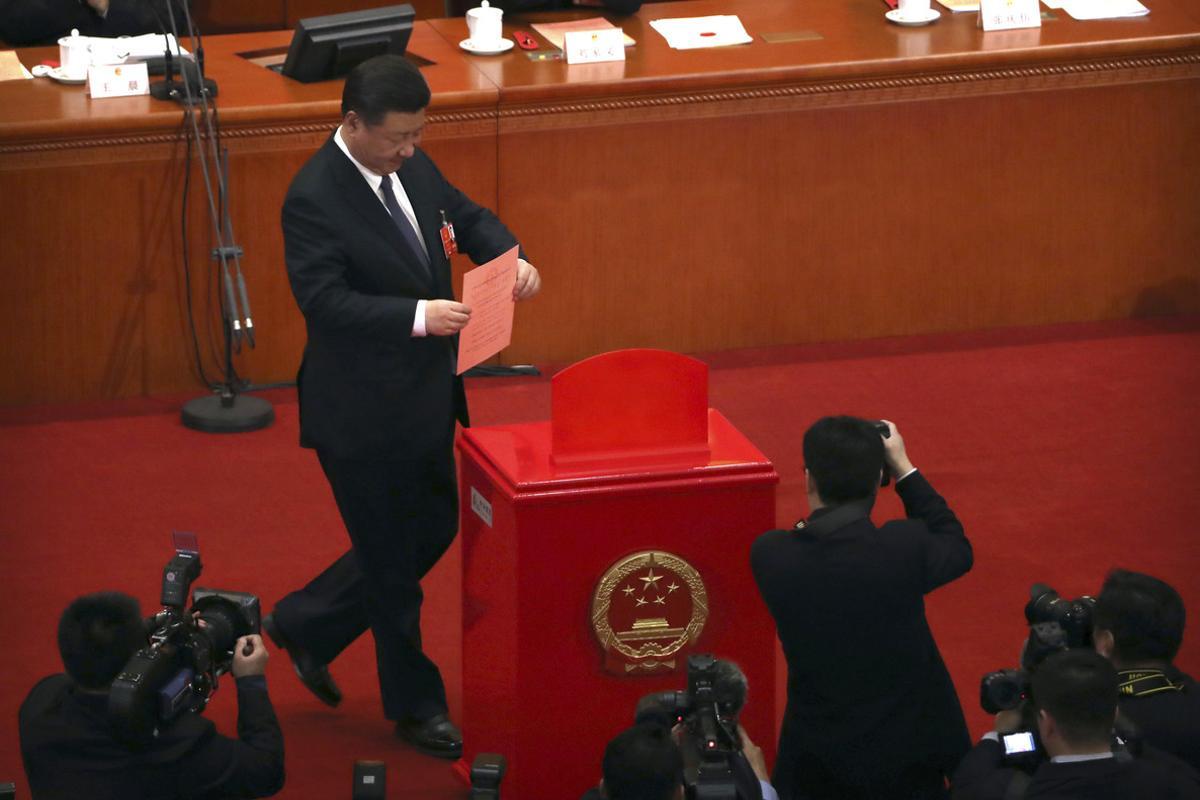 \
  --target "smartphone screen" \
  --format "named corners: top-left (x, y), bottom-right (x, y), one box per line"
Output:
top-left (1003, 731), bottom-right (1037, 755)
